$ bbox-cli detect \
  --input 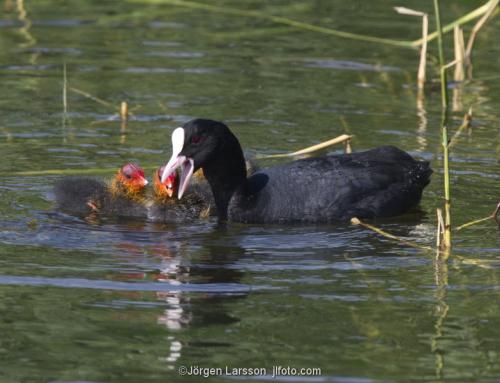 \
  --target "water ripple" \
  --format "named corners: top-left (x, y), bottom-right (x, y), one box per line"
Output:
top-left (0, 274), bottom-right (265, 293)
top-left (304, 59), bottom-right (401, 72)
